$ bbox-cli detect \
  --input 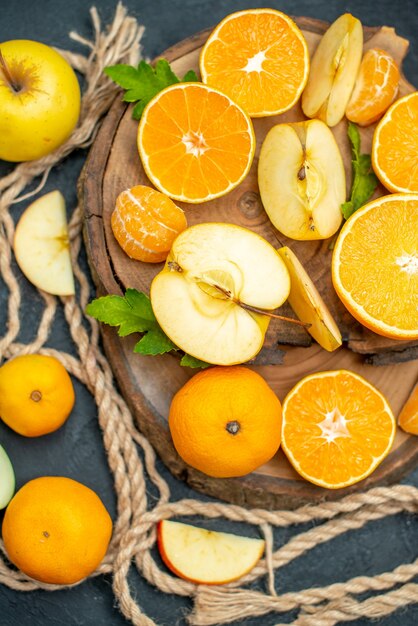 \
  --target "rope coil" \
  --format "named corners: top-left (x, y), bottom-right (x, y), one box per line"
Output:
top-left (0, 5), bottom-right (417, 626)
